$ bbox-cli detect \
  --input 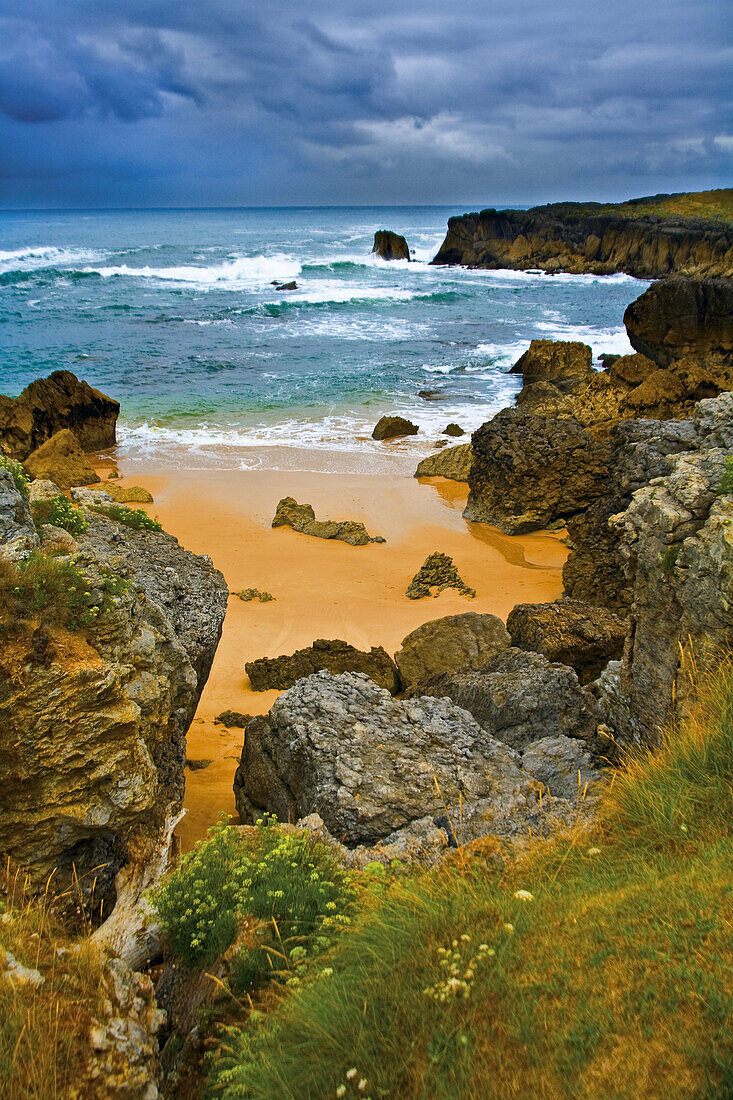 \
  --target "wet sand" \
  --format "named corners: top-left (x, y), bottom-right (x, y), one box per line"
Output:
top-left (96, 458), bottom-right (567, 849)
